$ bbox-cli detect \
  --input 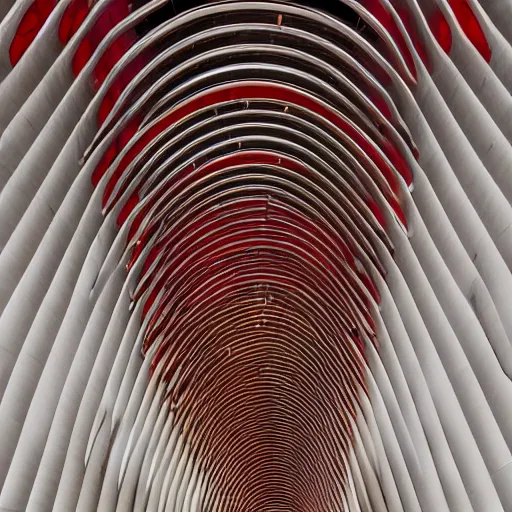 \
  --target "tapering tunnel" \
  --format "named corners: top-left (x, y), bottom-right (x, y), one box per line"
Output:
top-left (1, 0), bottom-right (512, 511)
